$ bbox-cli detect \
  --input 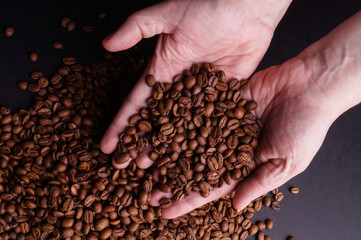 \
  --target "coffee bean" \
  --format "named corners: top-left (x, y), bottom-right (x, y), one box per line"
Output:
top-left (160, 198), bottom-right (172, 208)
top-left (258, 231), bottom-right (265, 240)
top-left (94, 217), bottom-right (109, 231)
top-left (4, 26), bottom-right (14, 37)
top-left (82, 25), bottom-right (94, 32)
top-left (290, 187), bottom-right (300, 194)
top-left (271, 201), bottom-right (280, 210)
top-left (60, 17), bottom-right (71, 27)
top-left (249, 224), bottom-right (259, 235)
top-left (275, 192), bottom-right (284, 202)
top-left (287, 236), bottom-right (295, 240)
top-left (115, 152), bottom-right (130, 164)
top-left (145, 75), bottom-right (156, 87)
top-left (63, 57), bottom-right (76, 65)
top-left (29, 52), bottom-right (38, 62)
top-left (265, 219), bottom-right (273, 230)
top-left (52, 41), bottom-right (63, 49)
top-left (66, 21), bottom-right (76, 31)
top-left (138, 120), bottom-right (152, 132)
